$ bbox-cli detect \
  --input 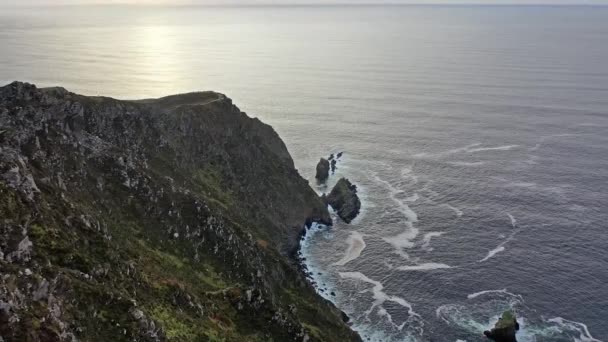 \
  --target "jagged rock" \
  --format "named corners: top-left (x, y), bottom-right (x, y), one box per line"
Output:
top-left (483, 311), bottom-right (520, 342)
top-left (0, 81), bottom-right (357, 342)
top-left (330, 159), bottom-right (337, 174)
top-left (325, 178), bottom-right (361, 223)
top-left (315, 158), bottom-right (330, 182)
top-left (336, 152), bottom-right (343, 159)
